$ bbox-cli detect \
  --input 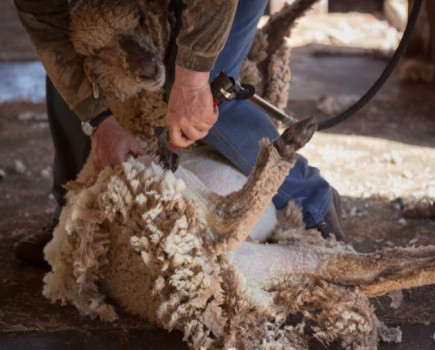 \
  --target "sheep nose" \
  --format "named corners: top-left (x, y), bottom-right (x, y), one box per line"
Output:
top-left (142, 59), bottom-right (160, 80)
